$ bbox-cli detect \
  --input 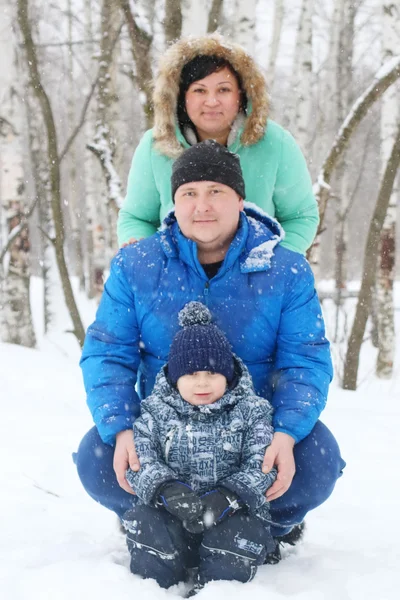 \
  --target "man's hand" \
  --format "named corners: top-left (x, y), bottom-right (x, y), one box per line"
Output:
top-left (113, 429), bottom-right (140, 495)
top-left (262, 432), bottom-right (296, 501)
